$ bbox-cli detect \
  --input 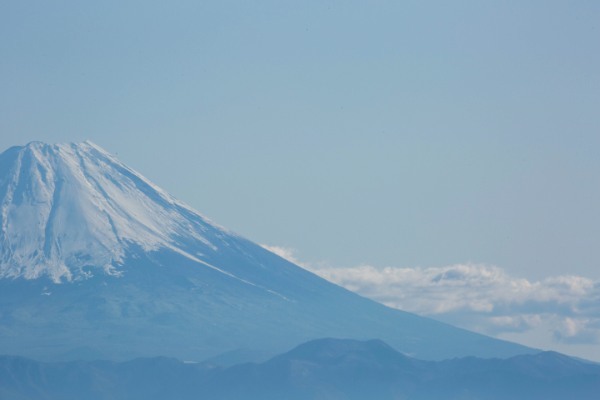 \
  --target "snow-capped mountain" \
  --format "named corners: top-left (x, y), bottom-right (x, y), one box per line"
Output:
top-left (0, 141), bottom-right (536, 362)
top-left (0, 140), bottom-right (239, 282)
